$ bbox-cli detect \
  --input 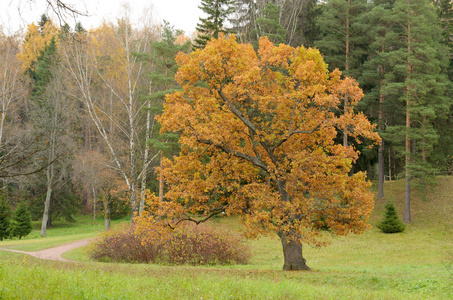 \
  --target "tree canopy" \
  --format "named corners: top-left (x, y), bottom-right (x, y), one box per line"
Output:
top-left (136, 35), bottom-right (380, 270)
